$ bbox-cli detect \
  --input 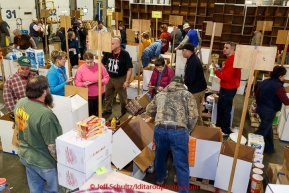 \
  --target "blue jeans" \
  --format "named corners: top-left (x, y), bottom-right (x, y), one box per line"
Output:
top-left (154, 126), bottom-right (189, 193)
top-left (216, 87), bottom-right (237, 134)
top-left (254, 105), bottom-right (276, 153)
top-left (20, 158), bottom-right (59, 193)
top-left (31, 36), bottom-right (38, 47)
top-left (121, 43), bottom-right (126, 50)
top-left (141, 52), bottom-right (151, 68)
